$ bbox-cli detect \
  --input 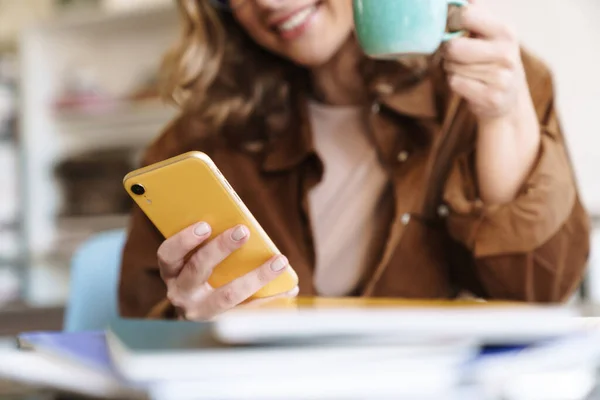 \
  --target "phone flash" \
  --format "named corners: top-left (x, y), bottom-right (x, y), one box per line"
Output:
top-left (146, 198), bottom-right (152, 205)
